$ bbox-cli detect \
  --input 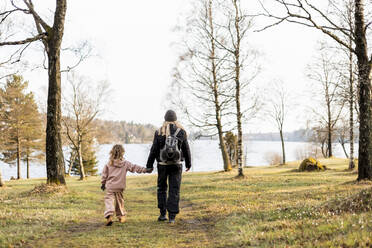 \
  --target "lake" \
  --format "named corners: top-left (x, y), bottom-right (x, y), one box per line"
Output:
top-left (0, 140), bottom-right (357, 180)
